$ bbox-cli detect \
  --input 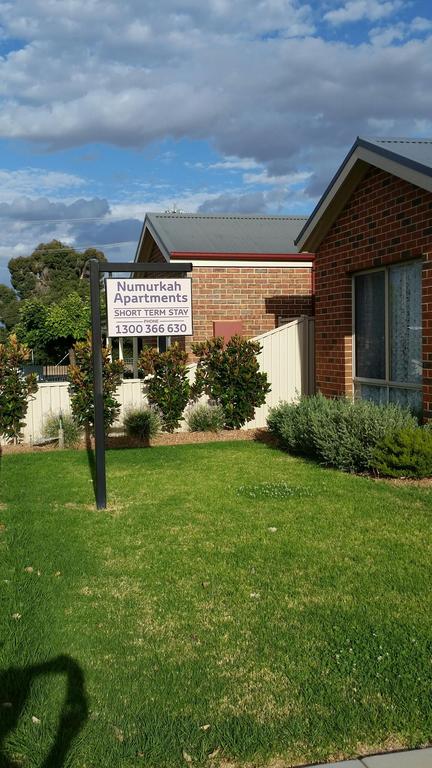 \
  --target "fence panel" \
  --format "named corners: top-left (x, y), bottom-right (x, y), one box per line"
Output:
top-left (244, 316), bottom-right (314, 428)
